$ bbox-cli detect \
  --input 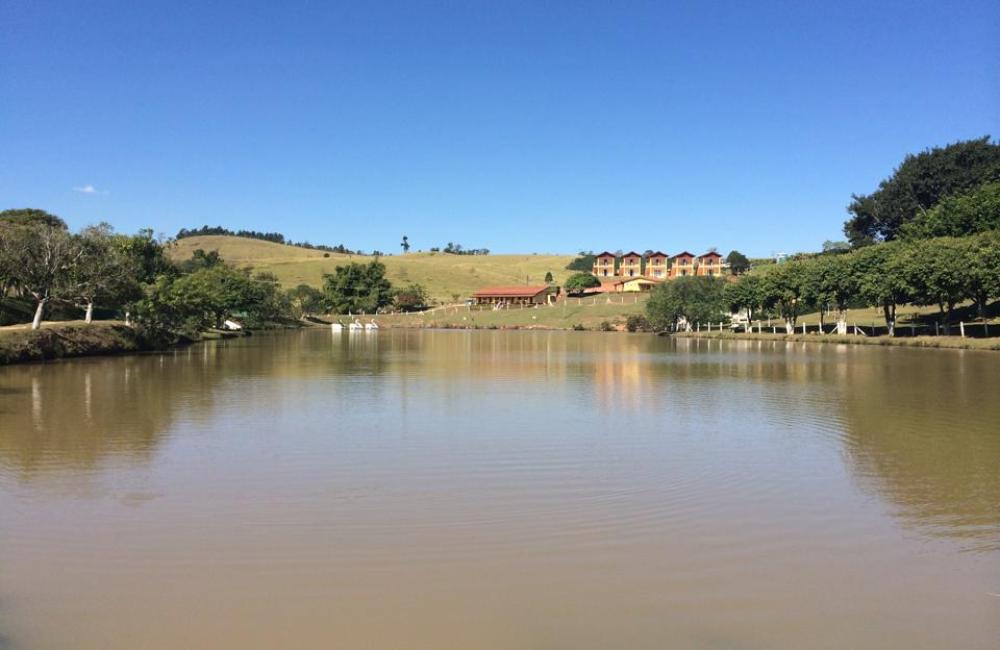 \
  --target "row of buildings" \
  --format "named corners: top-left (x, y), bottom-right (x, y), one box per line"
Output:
top-left (469, 250), bottom-right (731, 307)
top-left (592, 251), bottom-right (726, 279)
